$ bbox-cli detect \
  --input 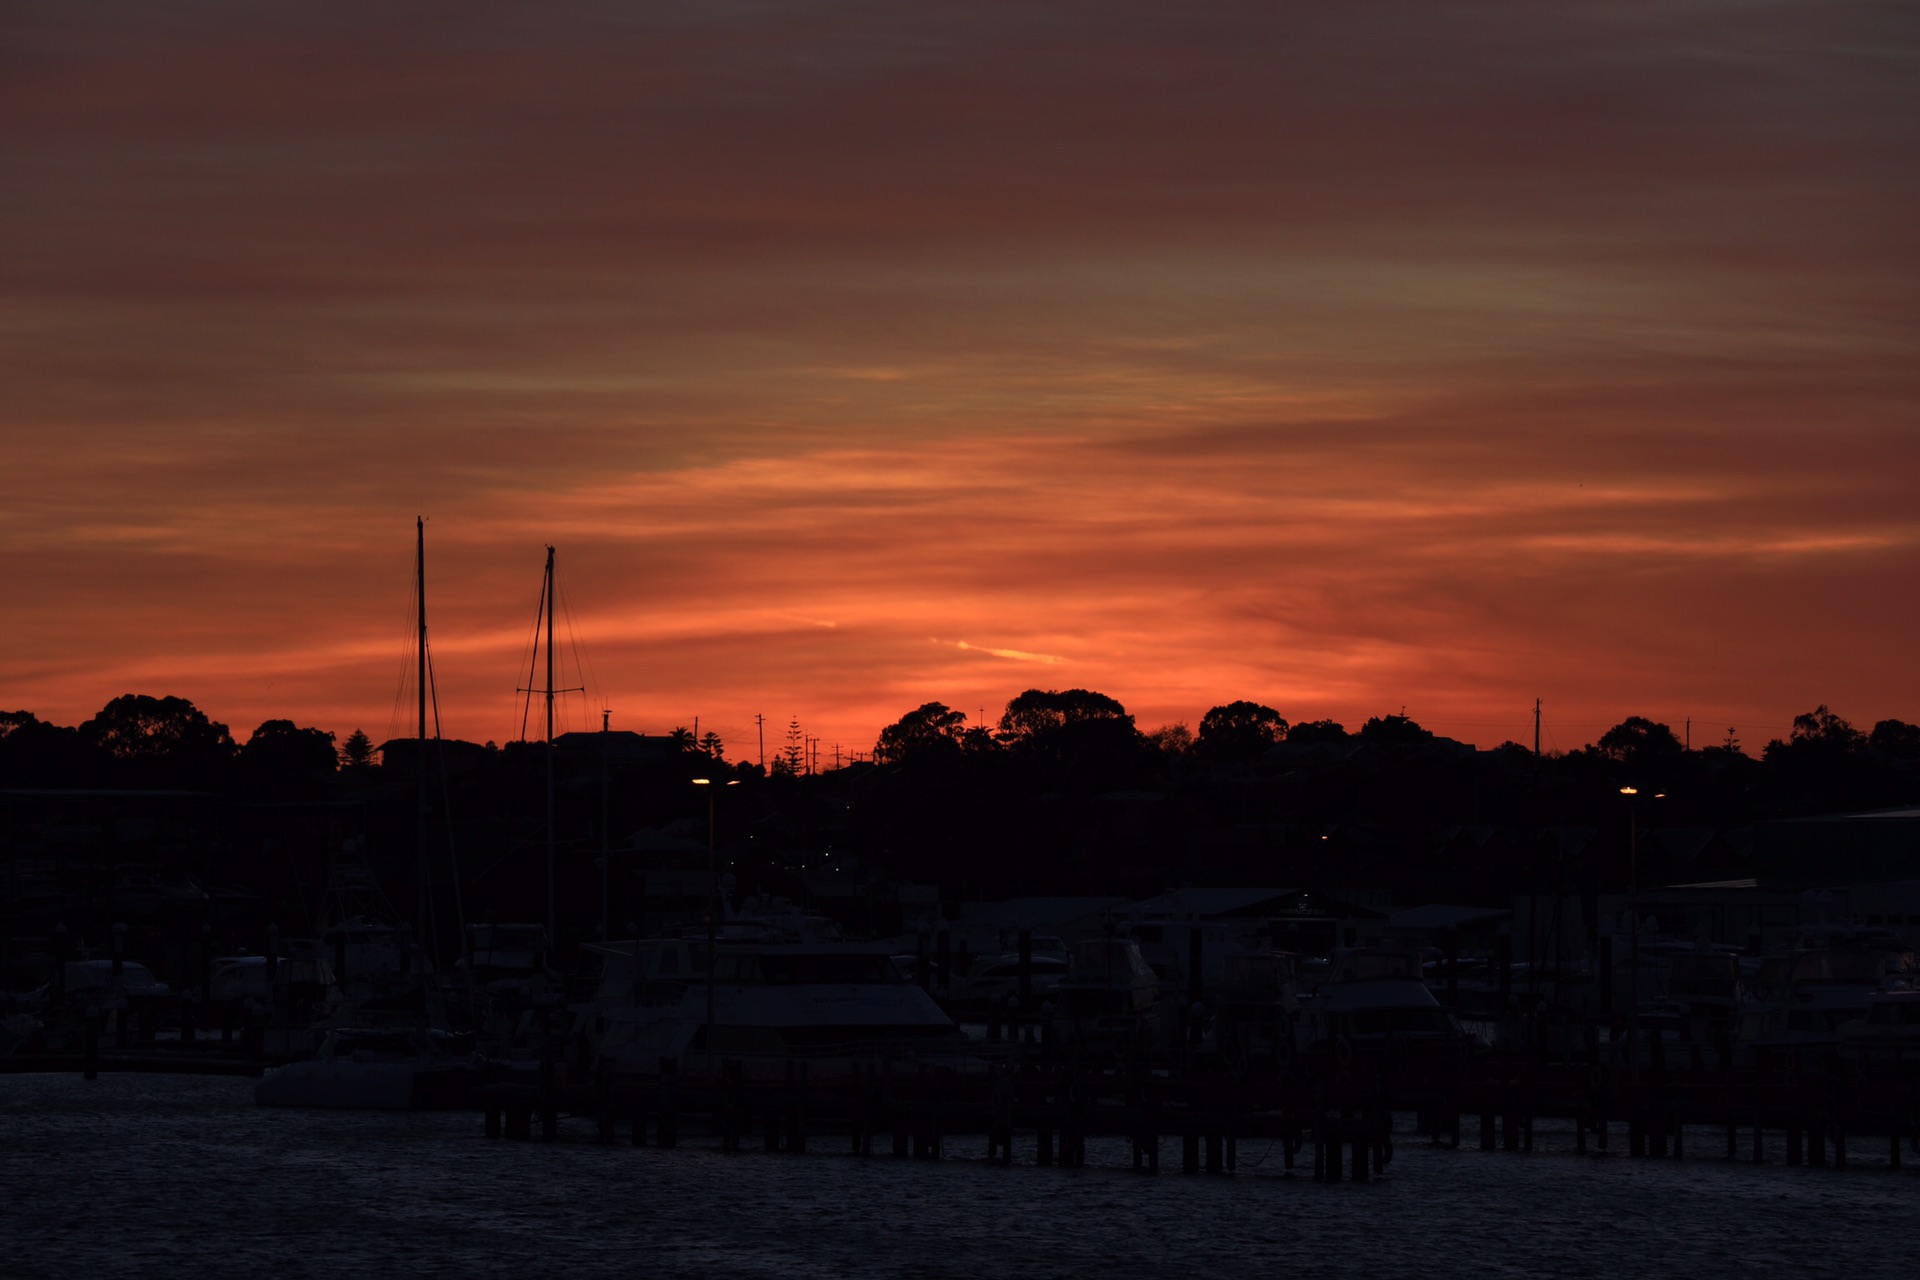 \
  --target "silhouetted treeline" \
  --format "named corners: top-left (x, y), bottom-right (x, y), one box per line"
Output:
top-left (4, 692), bottom-right (1919, 947)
